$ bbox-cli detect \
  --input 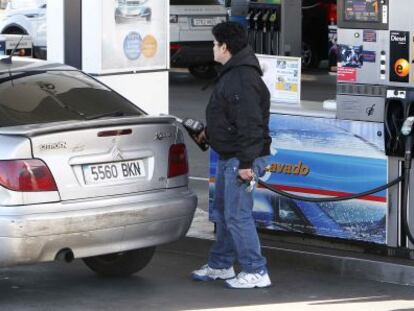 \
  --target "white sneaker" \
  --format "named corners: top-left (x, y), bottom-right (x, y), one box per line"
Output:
top-left (192, 264), bottom-right (236, 281)
top-left (225, 271), bottom-right (272, 289)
